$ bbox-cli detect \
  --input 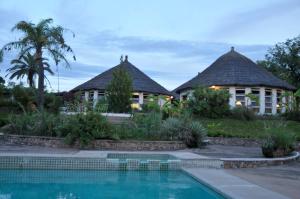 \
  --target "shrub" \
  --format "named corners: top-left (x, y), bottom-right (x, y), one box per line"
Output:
top-left (6, 111), bottom-right (59, 136)
top-left (230, 107), bottom-right (256, 121)
top-left (44, 93), bottom-right (62, 114)
top-left (188, 86), bottom-right (230, 118)
top-left (57, 112), bottom-right (113, 146)
top-left (160, 117), bottom-right (207, 147)
top-left (95, 98), bottom-right (109, 113)
top-left (282, 110), bottom-right (300, 122)
top-left (142, 95), bottom-right (161, 113)
top-left (133, 112), bottom-right (162, 136)
top-left (262, 123), bottom-right (296, 157)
